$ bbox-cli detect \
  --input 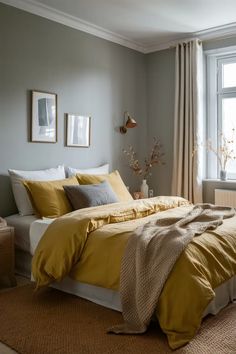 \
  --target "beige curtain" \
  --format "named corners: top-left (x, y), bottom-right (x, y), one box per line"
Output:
top-left (171, 39), bottom-right (203, 203)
